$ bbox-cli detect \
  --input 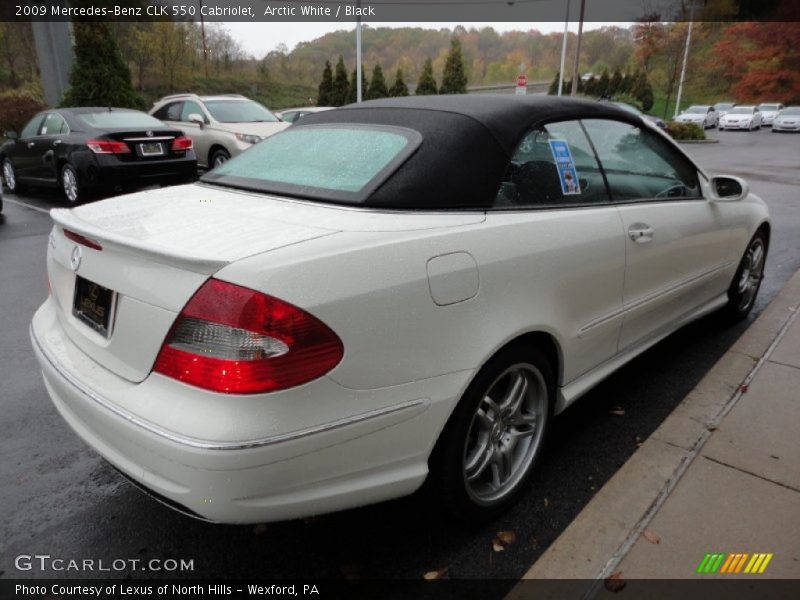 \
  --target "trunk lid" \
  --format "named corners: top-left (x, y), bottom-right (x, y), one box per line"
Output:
top-left (47, 184), bottom-right (484, 383)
